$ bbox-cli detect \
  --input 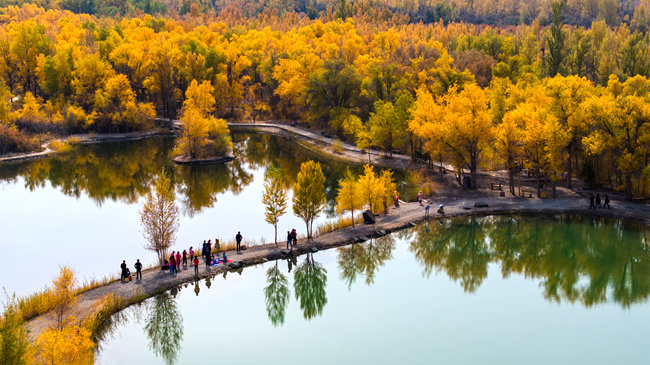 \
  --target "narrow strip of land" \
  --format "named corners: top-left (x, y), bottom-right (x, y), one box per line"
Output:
top-left (26, 195), bottom-right (650, 338)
